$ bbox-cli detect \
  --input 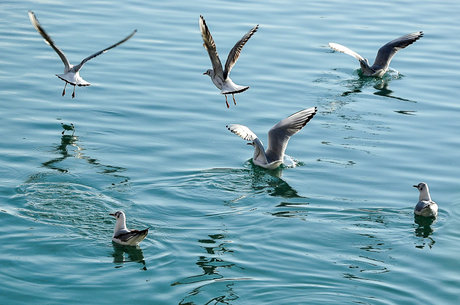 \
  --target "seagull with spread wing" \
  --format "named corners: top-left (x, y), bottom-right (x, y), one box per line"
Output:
top-left (199, 15), bottom-right (258, 108)
top-left (329, 31), bottom-right (423, 77)
top-left (226, 107), bottom-right (317, 169)
top-left (28, 11), bottom-right (136, 98)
